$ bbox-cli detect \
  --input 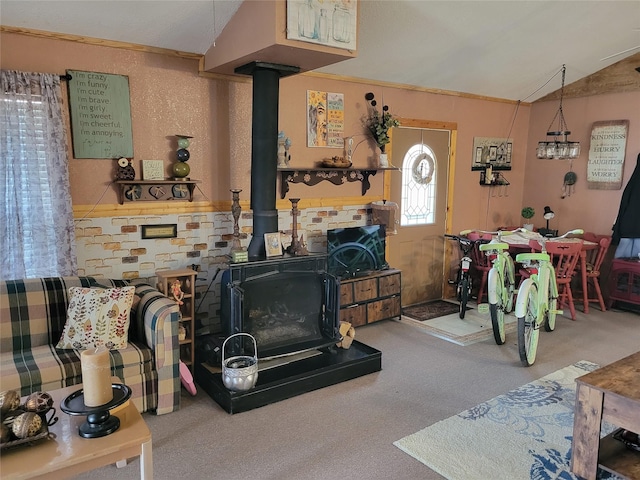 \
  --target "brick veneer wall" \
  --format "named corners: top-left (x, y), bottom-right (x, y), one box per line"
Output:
top-left (75, 203), bottom-right (369, 335)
